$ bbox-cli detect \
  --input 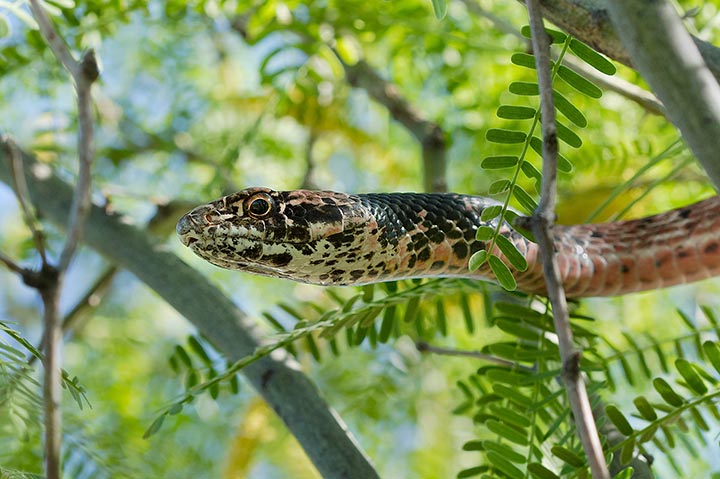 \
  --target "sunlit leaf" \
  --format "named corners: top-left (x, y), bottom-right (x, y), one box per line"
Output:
top-left (486, 419), bottom-right (528, 445)
top-left (481, 155), bottom-right (518, 169)
top-left (553, 90), bottom-right (587, 127)
top-left (509, 81), bottom-right (539, 96)
top-left (512, 185), bottom-right (538, 213)
top-left (569, 38), bottom-right (616, 75)
top-left (495, 234), bottom-right (528, 271)
top-left (486, 128), bottom-right (527, 144)
top-left (605, 405), bottom-right (634, 435)
top-left (703, 341), bottom-right (720, 374)
top-left (431, 0), bottom-right (447, 19)
top-left (675, 359), bottom-right (708, 395)
top-left (550, 446), bottom-right (584, 467)
top-left (528, 463), bottom-right (560, 479)
top-left (557, 65), bottom-right (602, 98)
top-left (468, 250), bottom-right (488, 271)
top-left (633, 396), bottom-right (657, 421)
top-left (489, 254), bottom-right (517, 291)
top-left (653, 378), bottom-right (685, 407)
top-left (490, 179), bottom-right (511, 194)
top-left (557, 121), bottom-right (582, 148)
top-left (497, 105), bottom-right (536, 120)
top-left (511, 52), bottom-right (536, 69)
top-left (480, 205), bottom-right (503, 221)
